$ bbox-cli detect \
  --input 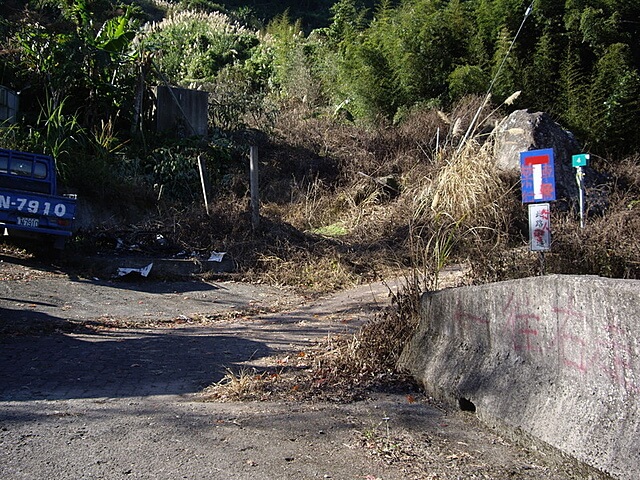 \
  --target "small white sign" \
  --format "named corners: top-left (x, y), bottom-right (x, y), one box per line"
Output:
top-left (528, 203), bottom-right (551, 252)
